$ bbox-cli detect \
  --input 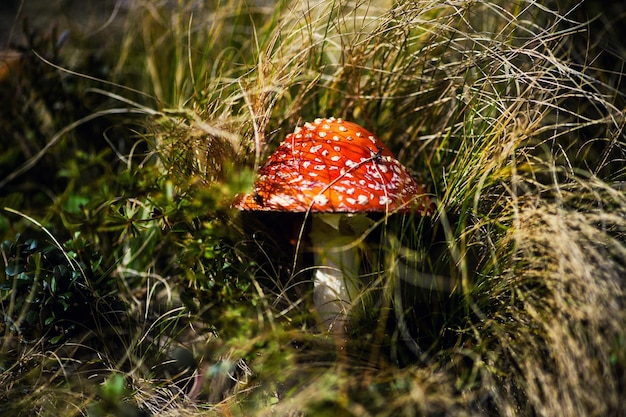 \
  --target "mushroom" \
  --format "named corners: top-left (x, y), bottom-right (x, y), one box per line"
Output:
top-left (235, 117), bottom-right (433, 335)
